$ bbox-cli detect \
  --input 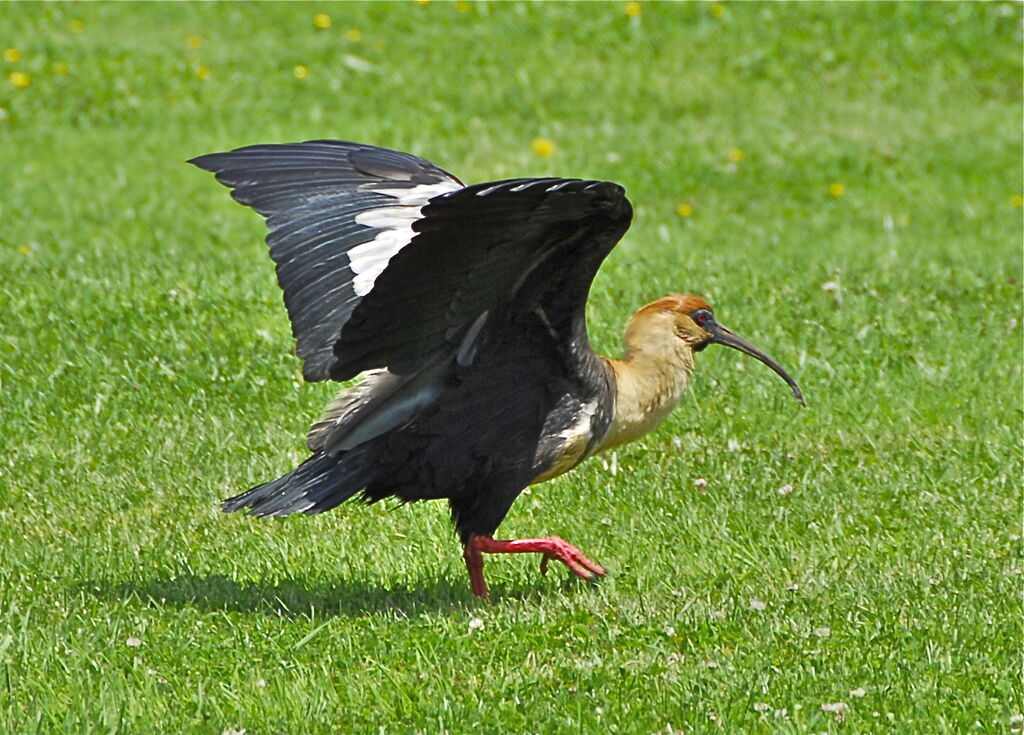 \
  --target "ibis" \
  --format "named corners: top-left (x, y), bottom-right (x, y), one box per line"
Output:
top-left (190, 140), bottom-right (803, 599)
